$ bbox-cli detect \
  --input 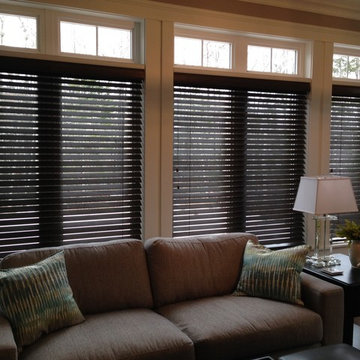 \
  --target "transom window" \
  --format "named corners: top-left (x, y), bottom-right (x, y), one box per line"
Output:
top-left (333, 53), bottom-right (360, 80)
top-left (174, 36), bottom-right (232, 69)
top-left (0, 5), bottom-right (141, 64)
top-left (247, 45), bottom-right (298, 75)
top-left (0, 12), bottom-right (37, 49)
top-left (60, 21), bottom-right (132, 60)
top-left (174, 26), bottom-right (307, 77)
